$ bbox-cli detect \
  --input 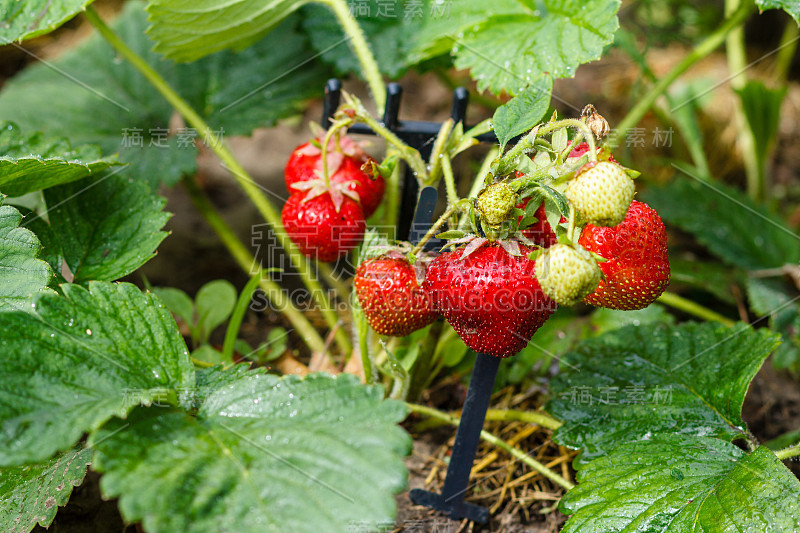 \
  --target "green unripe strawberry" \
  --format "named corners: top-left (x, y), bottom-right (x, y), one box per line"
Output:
top-left (476, 182), bottom-right (517, 226)
top-left (535, 243), bottom-right (601, 306)
top-left (566, 161), bottom-right (635, 227)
